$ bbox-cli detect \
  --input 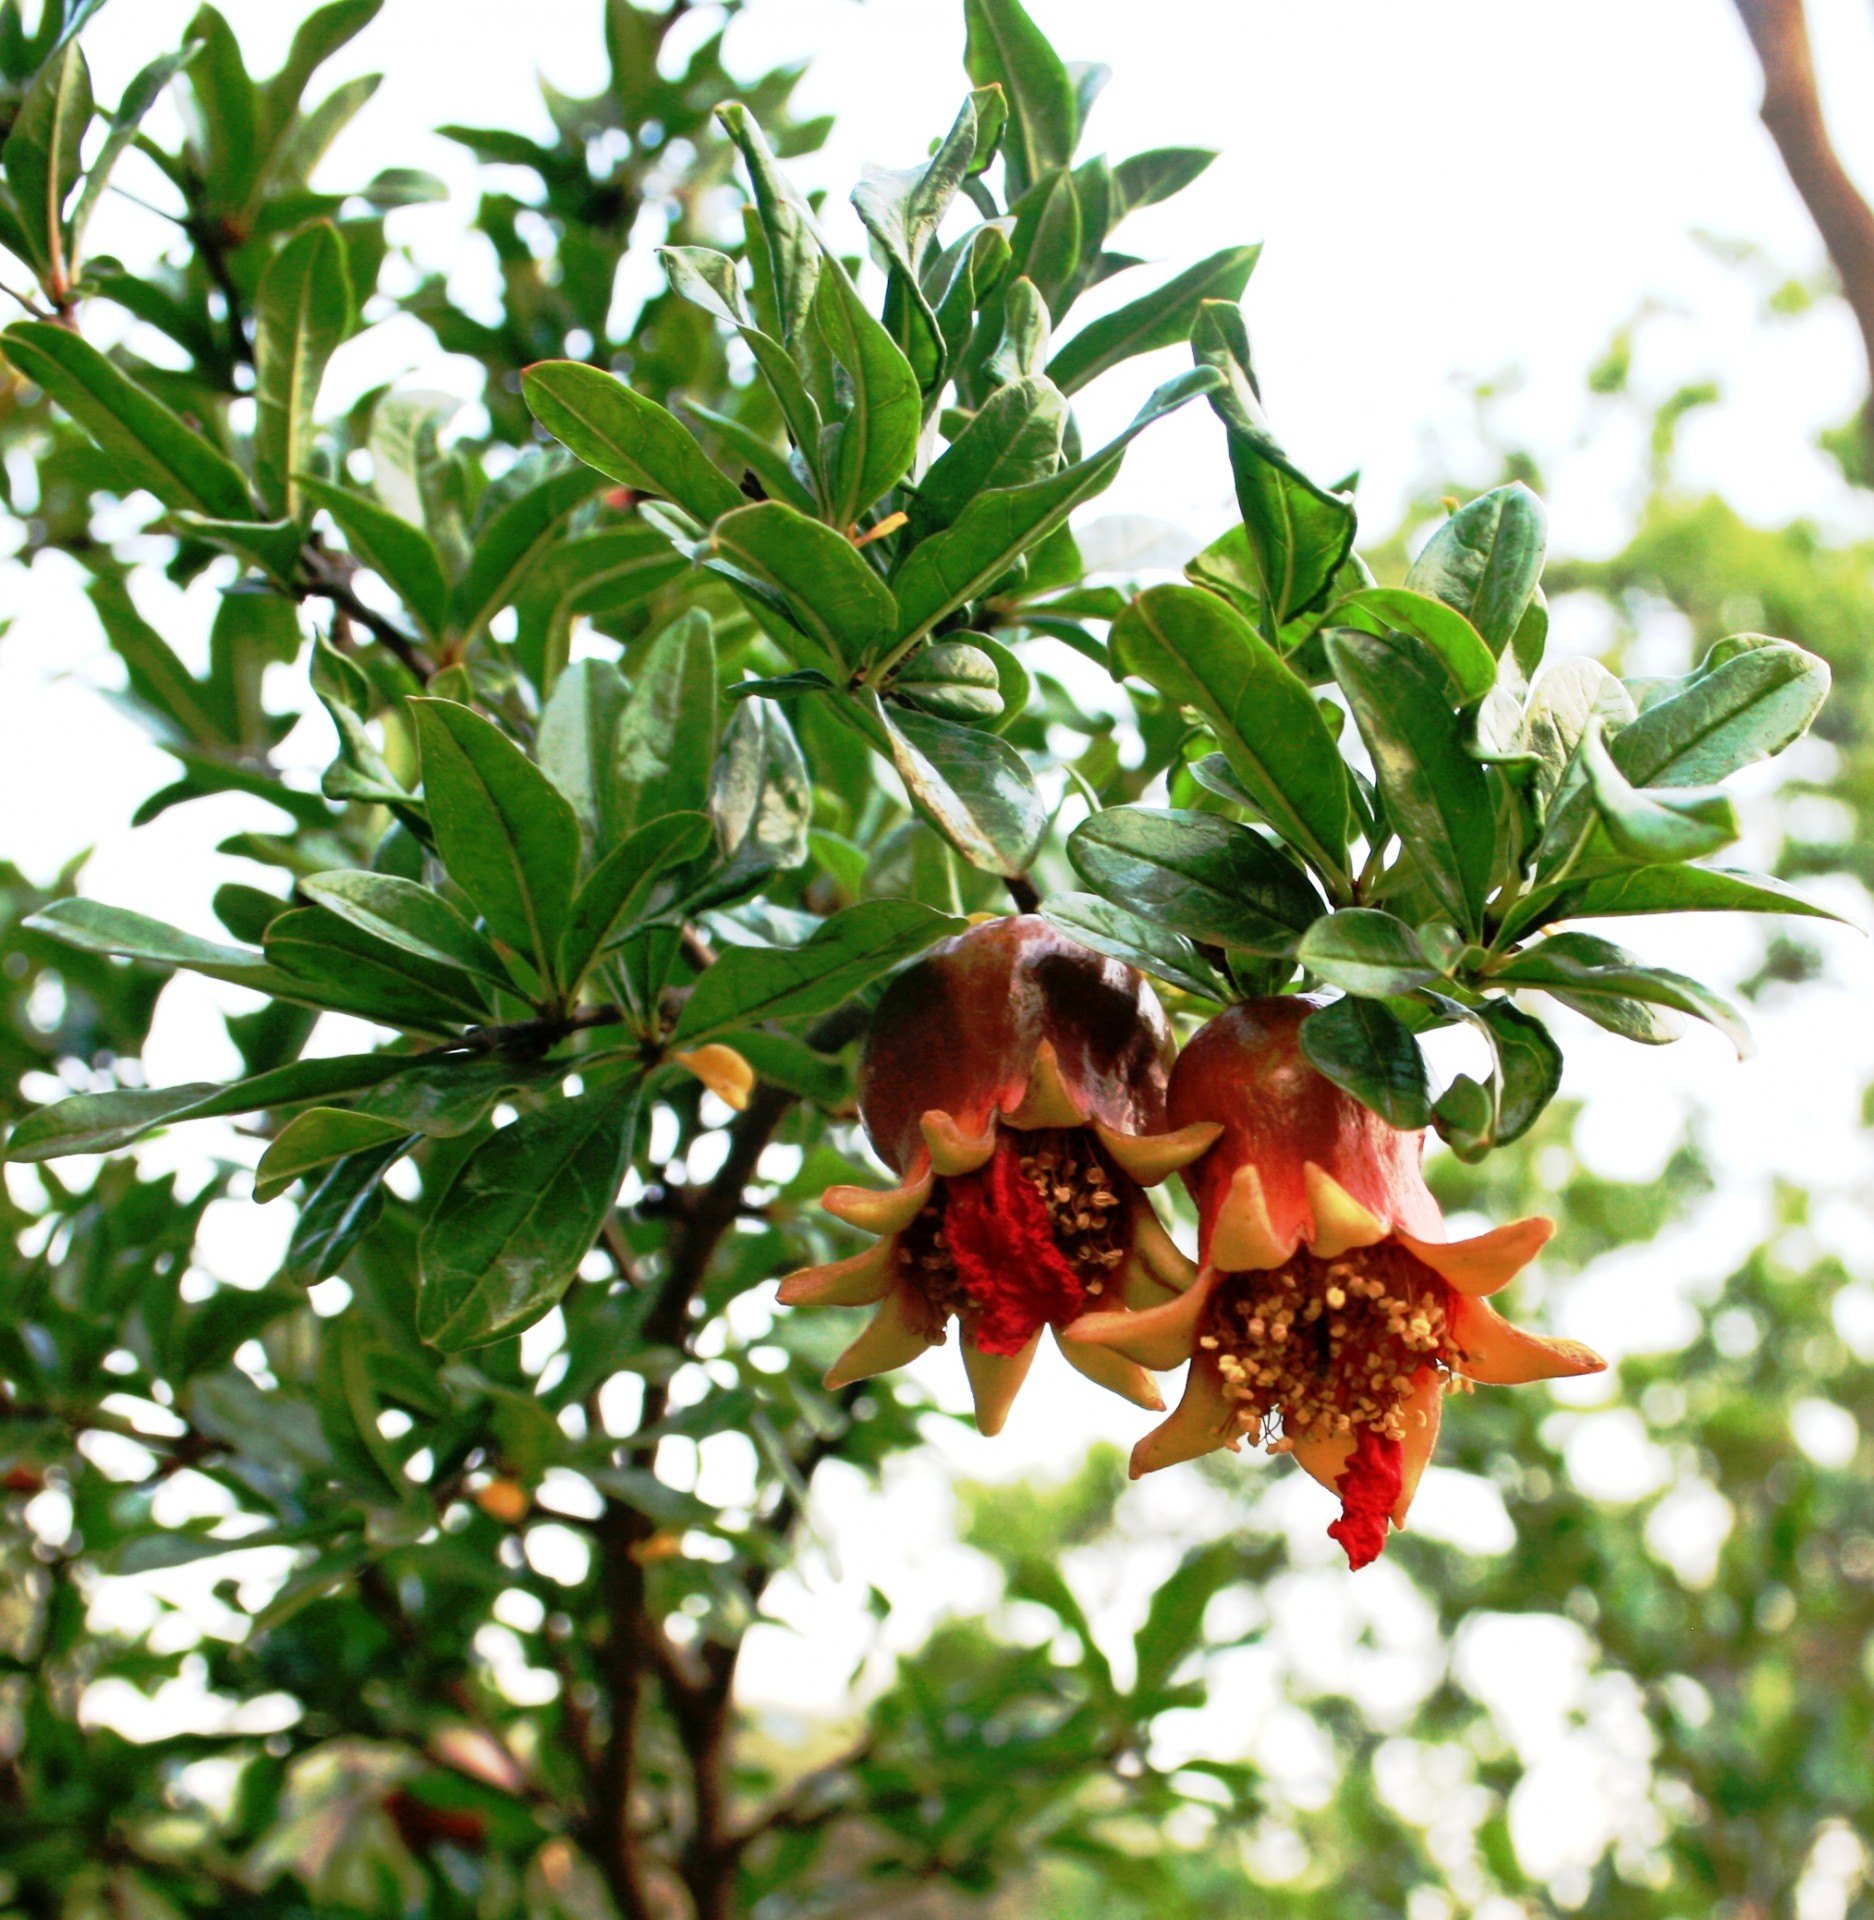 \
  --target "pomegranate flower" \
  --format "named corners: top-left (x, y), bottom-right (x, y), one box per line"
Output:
top-left (1065, 996), bottom-right (1604, 1567)
top-left (778, 917), bottom-right (1219, 1433)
